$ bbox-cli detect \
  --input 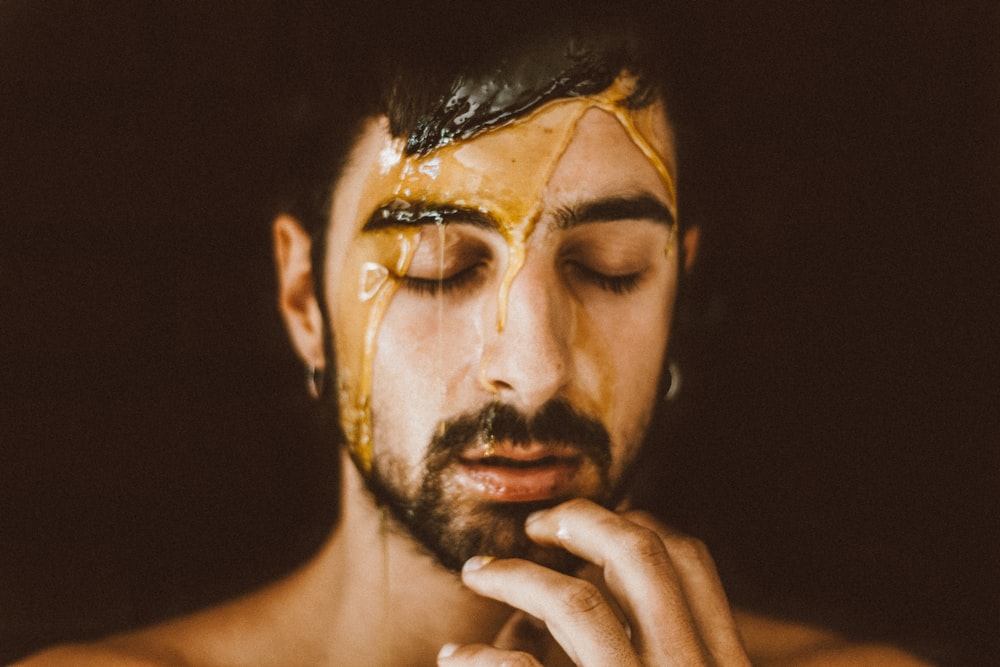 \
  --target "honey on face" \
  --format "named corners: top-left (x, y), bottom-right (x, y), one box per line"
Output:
top-left (327, 74), bottom-right (678, 474)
